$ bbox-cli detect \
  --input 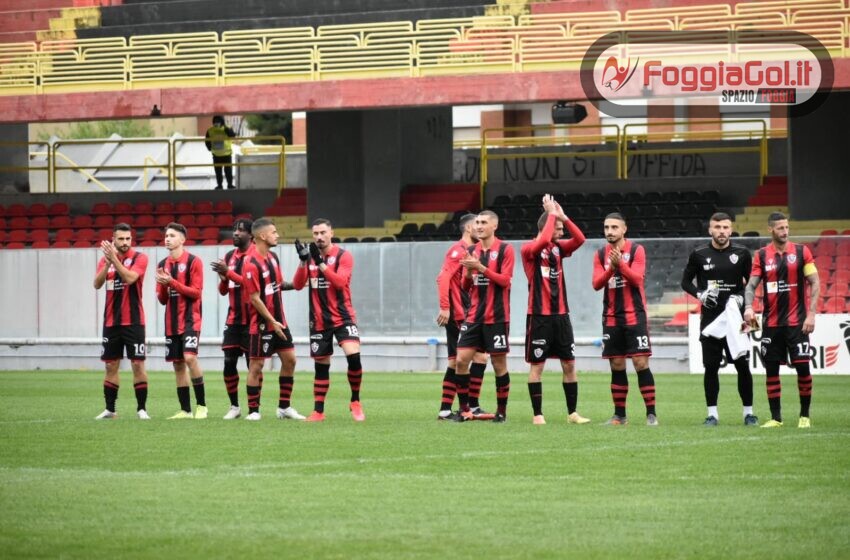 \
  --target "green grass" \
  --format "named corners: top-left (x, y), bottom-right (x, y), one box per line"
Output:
top-left (1, 370), bottom-right (849, 559)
